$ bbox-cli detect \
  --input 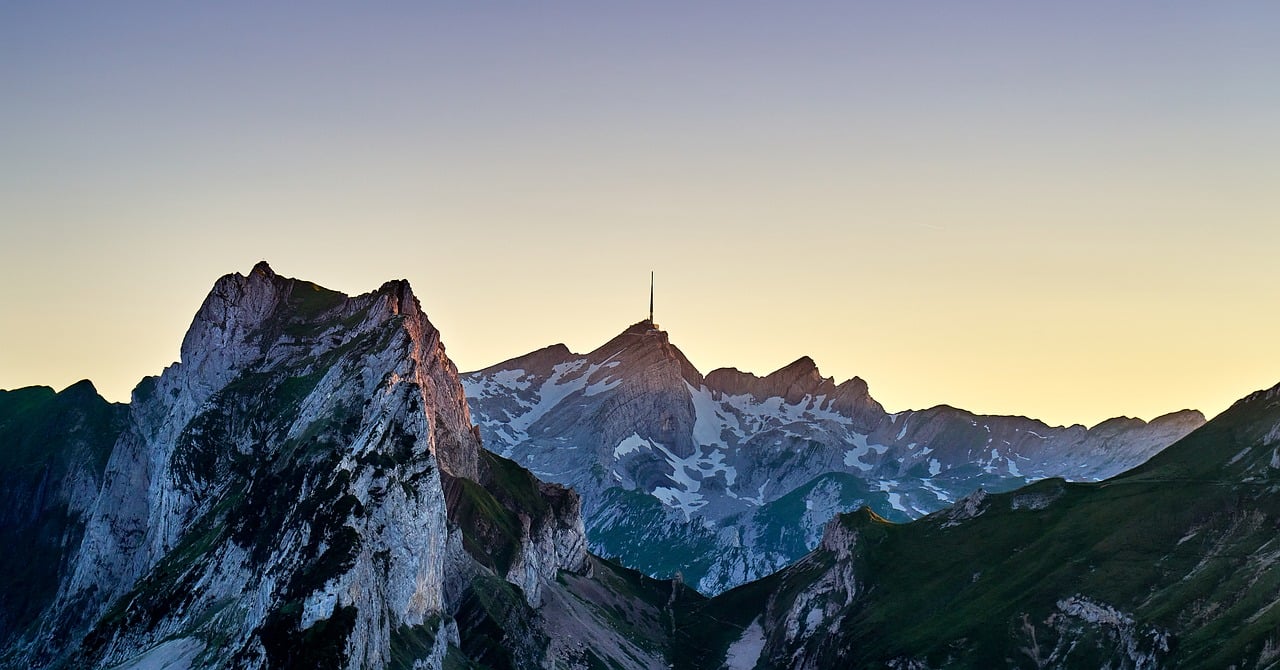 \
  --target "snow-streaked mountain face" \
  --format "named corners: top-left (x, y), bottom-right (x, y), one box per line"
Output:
top-left (675, 382), bottom-right (1280, 669)
top-left (464, 322), bottom-right (1205, 595)
top-left (3, 263), bottom-right (693, 670)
